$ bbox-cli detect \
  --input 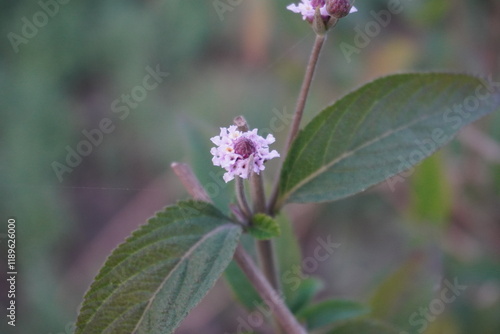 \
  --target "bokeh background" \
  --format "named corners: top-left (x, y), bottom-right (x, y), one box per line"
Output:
top-left (1, 0), bottom-right (500, 333)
